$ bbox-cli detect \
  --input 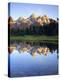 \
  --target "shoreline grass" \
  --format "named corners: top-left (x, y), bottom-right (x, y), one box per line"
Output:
top-left (10, 35), bottom-right (58, 45)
